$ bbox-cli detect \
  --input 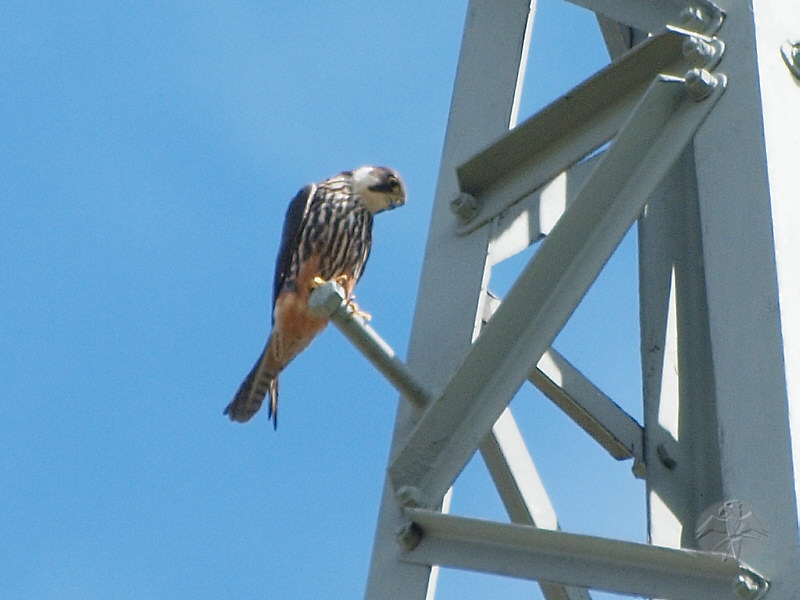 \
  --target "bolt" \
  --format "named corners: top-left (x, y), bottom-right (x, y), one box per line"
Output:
top-left (684, 68), bottom-right (719, 101)
top-left (450, 193), bottom-right (479, 224)
top-left (780, 40), bottom-right (800, 78)
top-left (395, 522), bottom-right (423, 552)
top-left (680, 6), bottom-right (709, 30)
top-left (682, 36), bottom-right (722, 65)
top-left (656, 443), bottom-right (677, 469)
top-left (679, 5), bottom-right (723, 34)
top-left (733, 570), bottom-right (769, 600)
top-left (396, 485), bottom-right (423, 509)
